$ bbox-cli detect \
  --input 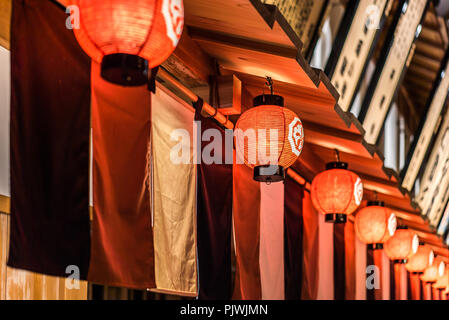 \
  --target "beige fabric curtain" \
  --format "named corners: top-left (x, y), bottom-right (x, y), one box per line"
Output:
top-left (0, 213), bottom-right (87, 300)
top-left (151, 85), bottom-right (198, 297)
